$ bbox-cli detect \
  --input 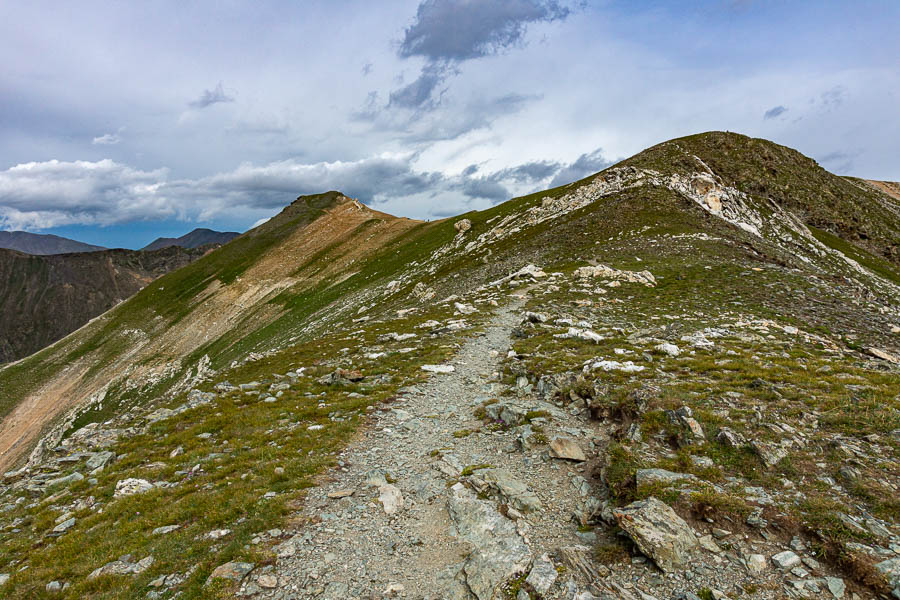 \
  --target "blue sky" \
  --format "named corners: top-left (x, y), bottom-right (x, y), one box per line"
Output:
top-left (1, 0), bottom-right (898, 249)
